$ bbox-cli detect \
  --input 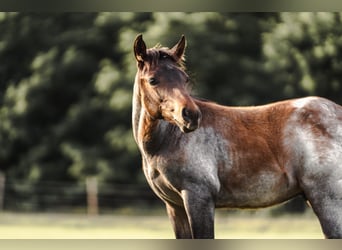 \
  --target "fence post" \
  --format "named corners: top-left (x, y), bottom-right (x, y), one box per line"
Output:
top-left (86, 176), bottom-right (98, 215)
top-left (0, 172), bottom-right (5, 211)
